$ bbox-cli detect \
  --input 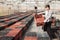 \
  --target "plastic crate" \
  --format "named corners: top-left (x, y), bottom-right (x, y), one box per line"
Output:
top-left (34, 14), bottom-right (44, 26)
